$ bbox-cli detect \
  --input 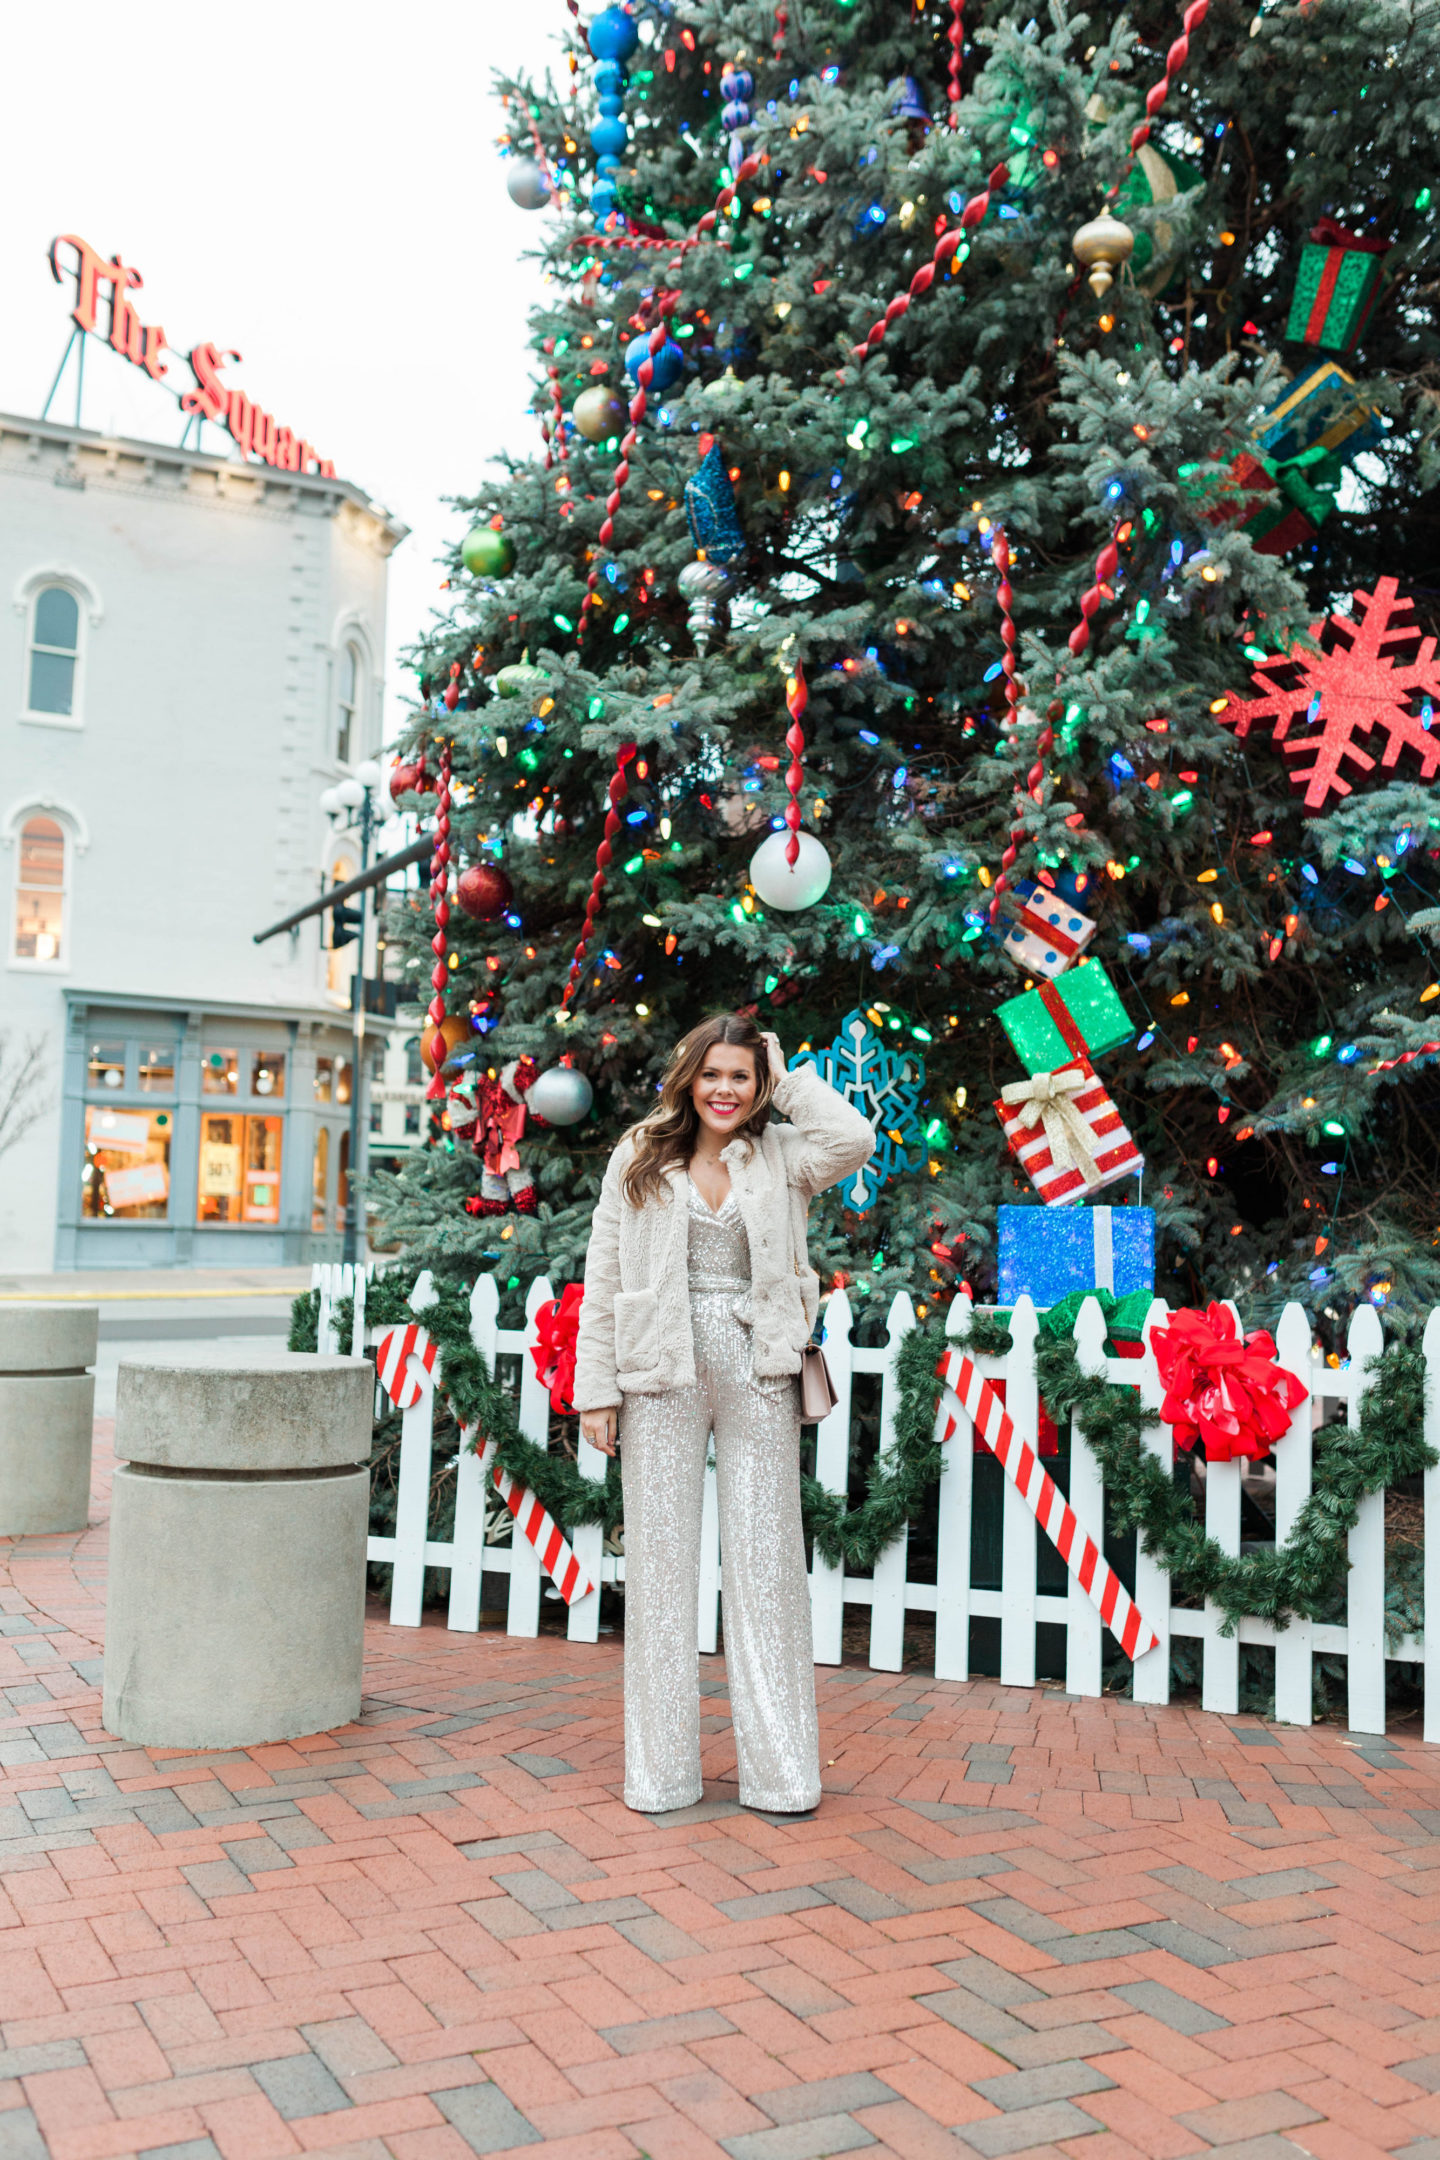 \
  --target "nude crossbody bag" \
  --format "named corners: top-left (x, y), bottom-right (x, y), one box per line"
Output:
top-left (794, 1240), bottom-right (838, 1423)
